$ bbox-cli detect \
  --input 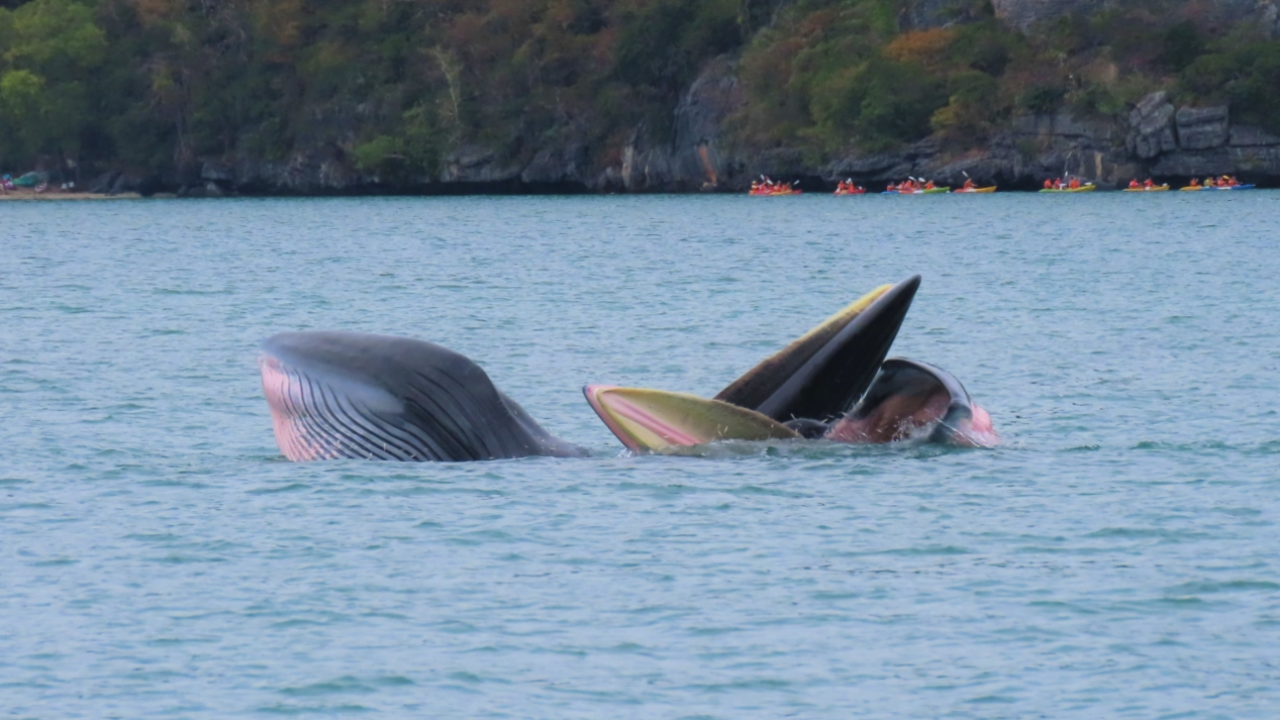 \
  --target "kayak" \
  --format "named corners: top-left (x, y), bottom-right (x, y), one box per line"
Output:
top-left (954, 186), bottom-right (996, 194)
top-left (749, 188), bottom-right (802, 196)
top-left (833, 188), bottom-right (866, 195)
top-left (1213, 184), bottom-right (1255, 190)
top-left (1123, 185), bottom-right (1170, 192)
top-left (884, 187), bottom-right (950, 195)
top-left (1039, 184), bottom-right (1096, 193)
